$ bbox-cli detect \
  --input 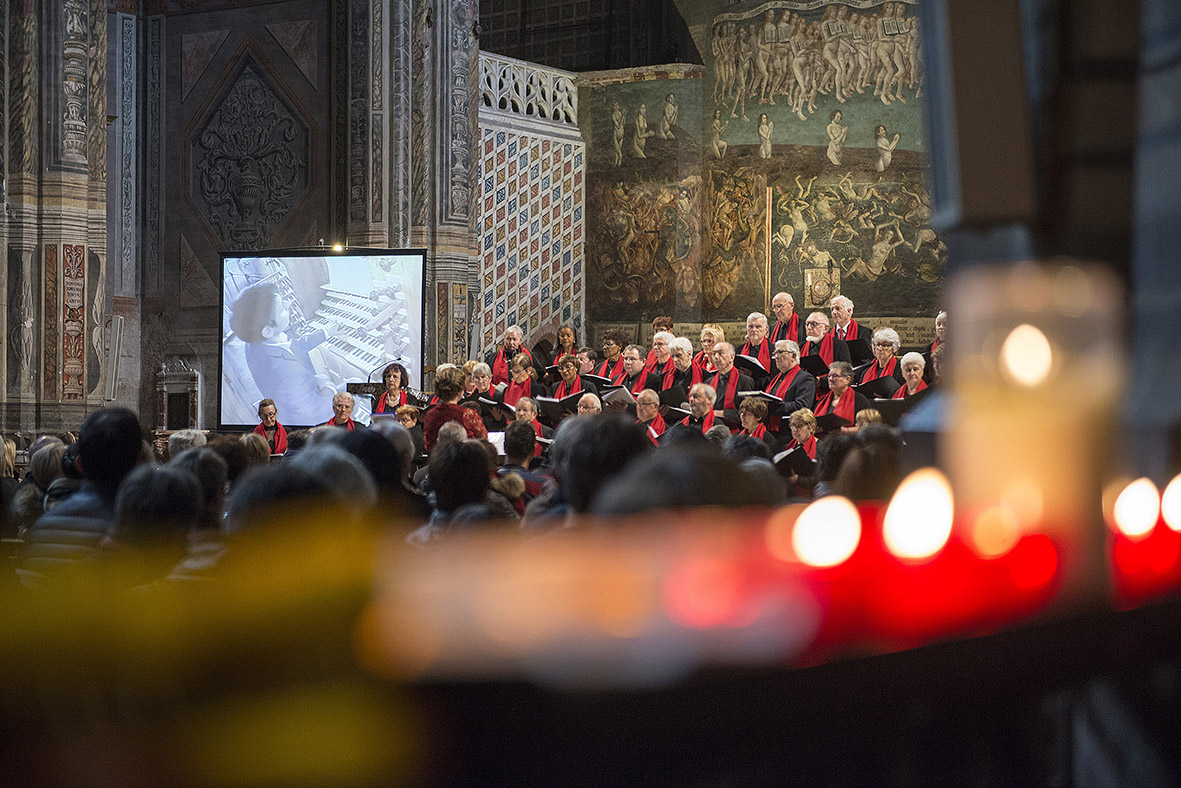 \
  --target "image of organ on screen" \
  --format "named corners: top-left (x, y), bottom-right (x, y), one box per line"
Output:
top-left (220, 251), bottom-right (424, 428)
